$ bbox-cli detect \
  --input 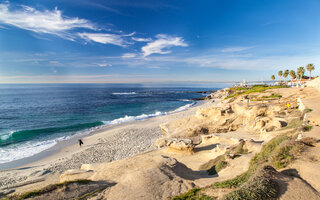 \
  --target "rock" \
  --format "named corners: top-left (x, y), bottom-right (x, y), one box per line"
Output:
top-left (189, 136), bottom-right (202, 145)
top-left (60, 169), bottom-right (94, 182)
top-left (155, 138), bottom-right (196, 154)
top-left (167, 138), bottom-right (195, 154)
top-left (155, 138), bottom-right (167, 148)
top-left (60, 154), bottom-right (198, 200)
